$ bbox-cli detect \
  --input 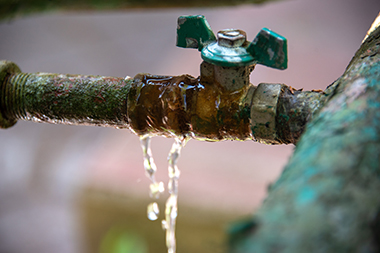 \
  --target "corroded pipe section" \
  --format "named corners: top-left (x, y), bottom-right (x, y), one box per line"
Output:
top-left (0, 60), bottom-right (131, 128)
top-left (0, 60), bottom-right (327, 144)
top-left (251, 83), bottom-right (327, 144)
top-left (276, 86), bottom-right (326, 144)
top-left (127, 73), bottom-right (254, 141)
